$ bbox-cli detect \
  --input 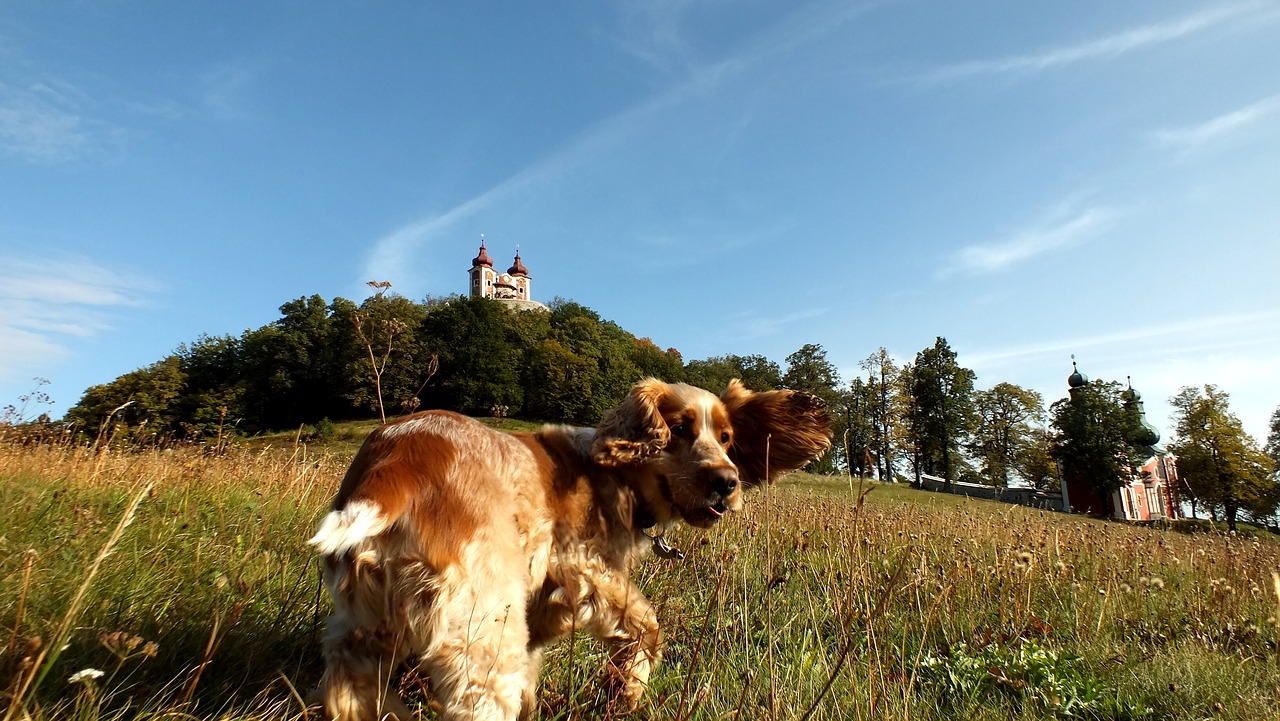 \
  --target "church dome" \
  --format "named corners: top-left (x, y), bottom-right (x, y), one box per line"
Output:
top-left (472, 242), bottom-right (494, 268)
top-left (1067, 361), bottom-right (1088, 389)
top-left (507, 252), bottom-right (529, 277)
top-left (1133, 420), bottom-right (1161, 448)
